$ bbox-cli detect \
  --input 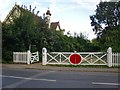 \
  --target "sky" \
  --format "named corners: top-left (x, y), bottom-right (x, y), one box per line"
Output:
top-left (0, 0), bottom-right (111, 40)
